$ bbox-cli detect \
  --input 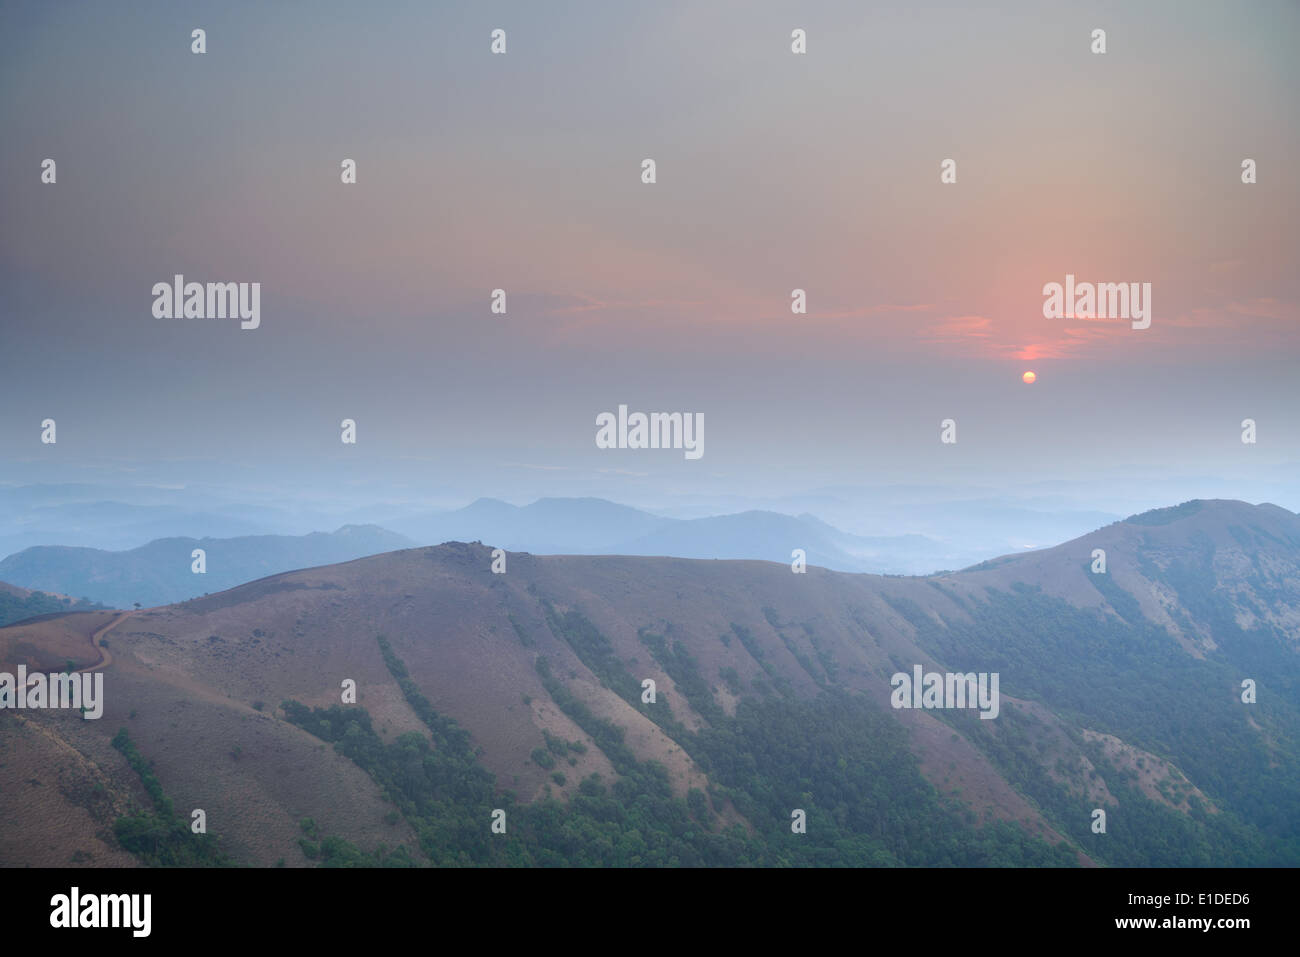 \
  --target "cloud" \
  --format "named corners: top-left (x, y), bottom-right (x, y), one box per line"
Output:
top-left (992, 326), bottom-right (1113, 361)
top-left (921, 315), bottom-right (993, 340)
top-left (812, 302), bottom-right (940, 321)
